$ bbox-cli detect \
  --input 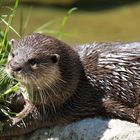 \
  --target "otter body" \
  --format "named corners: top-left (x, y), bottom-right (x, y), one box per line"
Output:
top-left (0, 34), bottom-right (140, 137)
